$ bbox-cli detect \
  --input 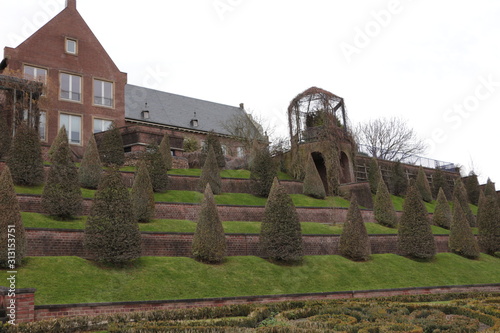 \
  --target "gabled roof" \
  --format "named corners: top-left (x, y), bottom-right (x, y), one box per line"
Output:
top-left (125, 84), bottom-right (252, 136)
